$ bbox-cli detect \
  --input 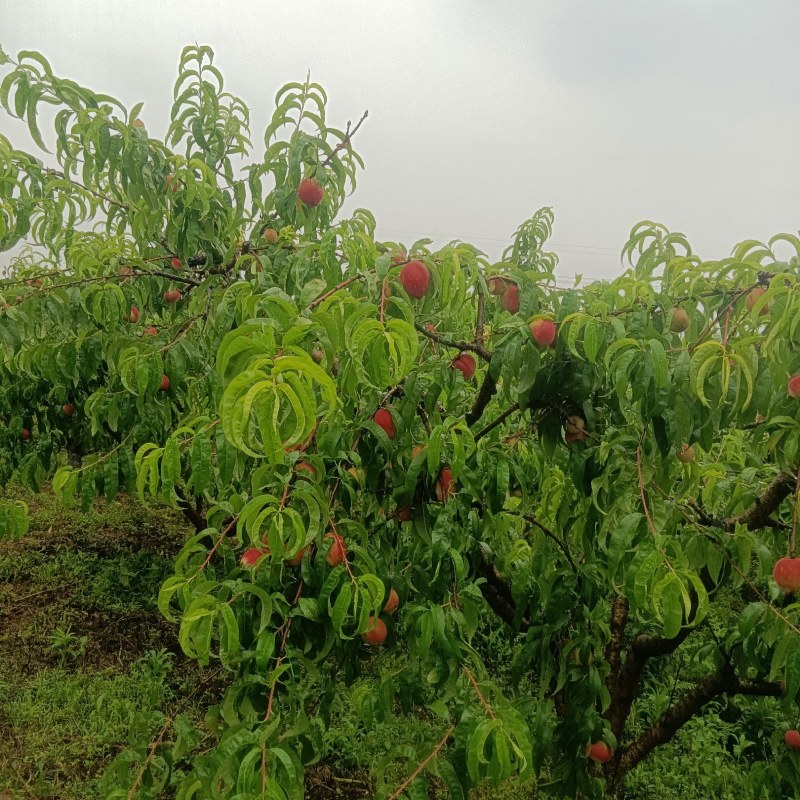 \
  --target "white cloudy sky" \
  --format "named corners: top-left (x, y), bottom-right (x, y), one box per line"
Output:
top-left (2, 1), bottom-right (799, 282)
